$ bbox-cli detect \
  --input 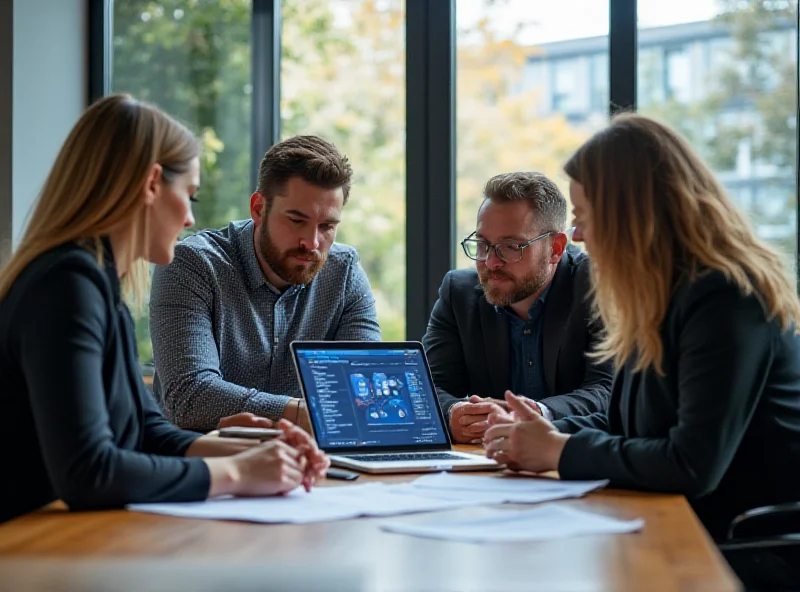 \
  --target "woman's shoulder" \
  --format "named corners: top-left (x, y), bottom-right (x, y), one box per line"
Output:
top-left (671, 267), bottom-right (772, 326)
top-left (676, 268), bottom-right (737, 298)
top-left (4, 242), bottom-right (113, 313)
top-left (675, 263), bottom-right (774, 297)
